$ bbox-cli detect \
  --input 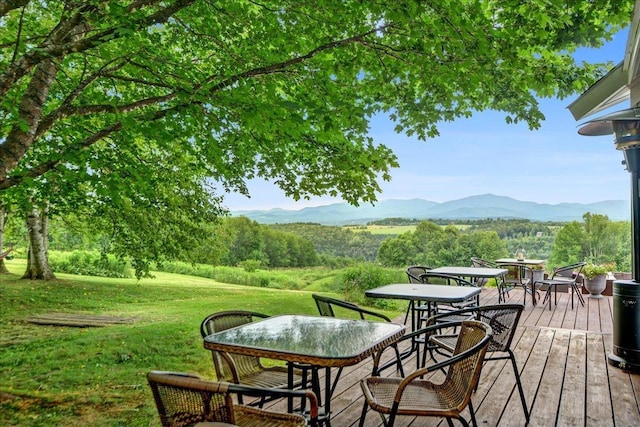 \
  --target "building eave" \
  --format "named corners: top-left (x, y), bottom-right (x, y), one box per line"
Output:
top-left (568, 62), bottom-right (628, 121)
top-left (569, 1), bottom-right (640, 121)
